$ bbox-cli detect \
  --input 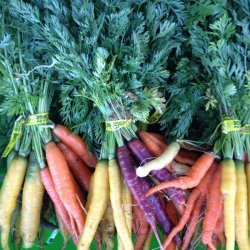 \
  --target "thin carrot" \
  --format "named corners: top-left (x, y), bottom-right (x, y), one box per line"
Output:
top-left (0, 156), bottom-right (27, 250)
top-left (20, 152), bottom-right (45, 248)
top-left (246, 162), bottom-right (250, 237)
top-left (53, 124), bottom-right (97, 168)
top-left (146, 153), bottom-right (215, 196)
top-left (132, 197), bottom-right (150, 250)
top-left (220, 159), bottom-right (236, 250)
top-left (163, 166), bottom-right (215, 249)
top-left (56, 212), bottom-right (69, 250)
top-left (214, 212), bottom-right (225, 250)
top-left (142, 229), bottom-right (153, 250)
top-left (78, 160), bottom-right (109, 250)
top-left (45, 141), bottom-right (86, 235)
top-left (182, 195), bottom-right (205, 250)
top-left (235, 160), bottom-right (249, 250)
top-left (202, 164), bottom-right (222, 250)
top-left (108, 159), bottom-right (133, 250)
top-left (40, 167), bottom-right (78, 243)
top-left (57, 142), bottom-right (92, 191)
